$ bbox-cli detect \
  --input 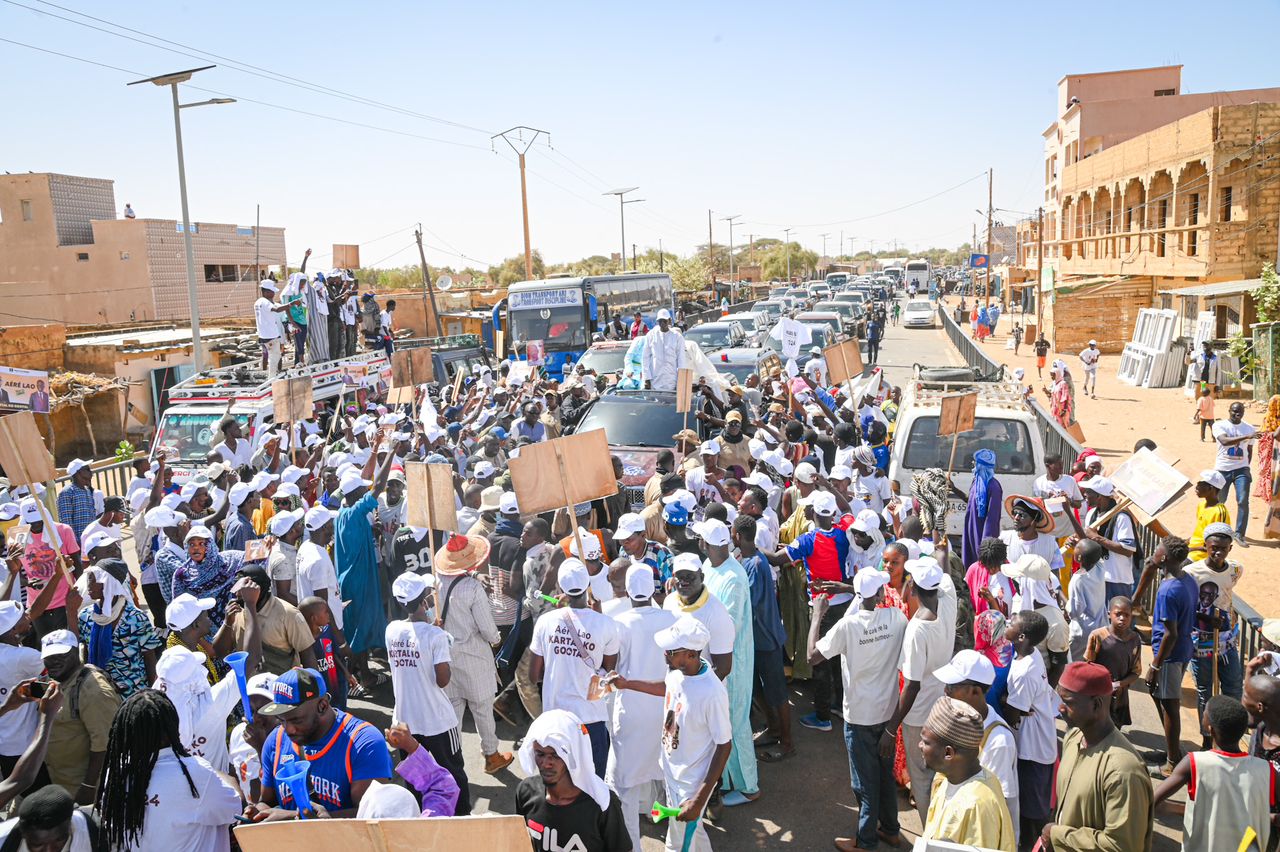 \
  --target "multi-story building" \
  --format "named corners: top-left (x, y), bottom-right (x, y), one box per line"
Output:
top-left (0, 173), bottom-right (285, 326)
